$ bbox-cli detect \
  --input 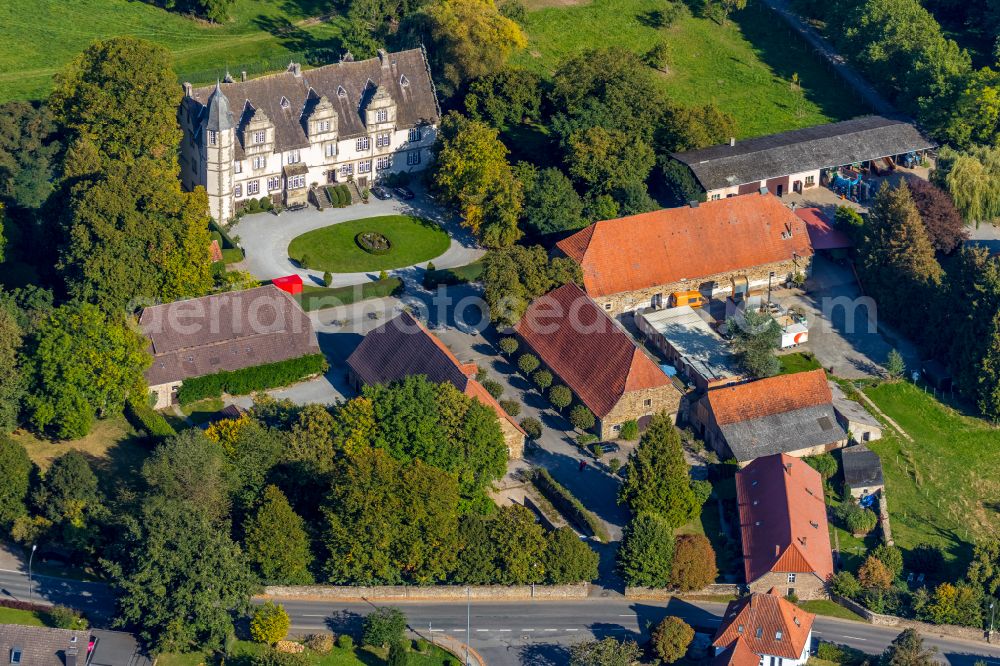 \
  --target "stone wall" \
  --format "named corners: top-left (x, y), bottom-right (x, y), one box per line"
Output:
top-left (599, 384), bottom-right (682, 440)
top-left (749, 571), bottom-right (826, 600)
top-left (263, 583), bottom-right (591, 601)
top-left (831, 594), bottom-right (994, 644)
top-left (624, 584), bottom-right (741, 600)
top-left (592, 257), bottom-right (811, 317)
top-left (499, 418), bottom-right (525, 459)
